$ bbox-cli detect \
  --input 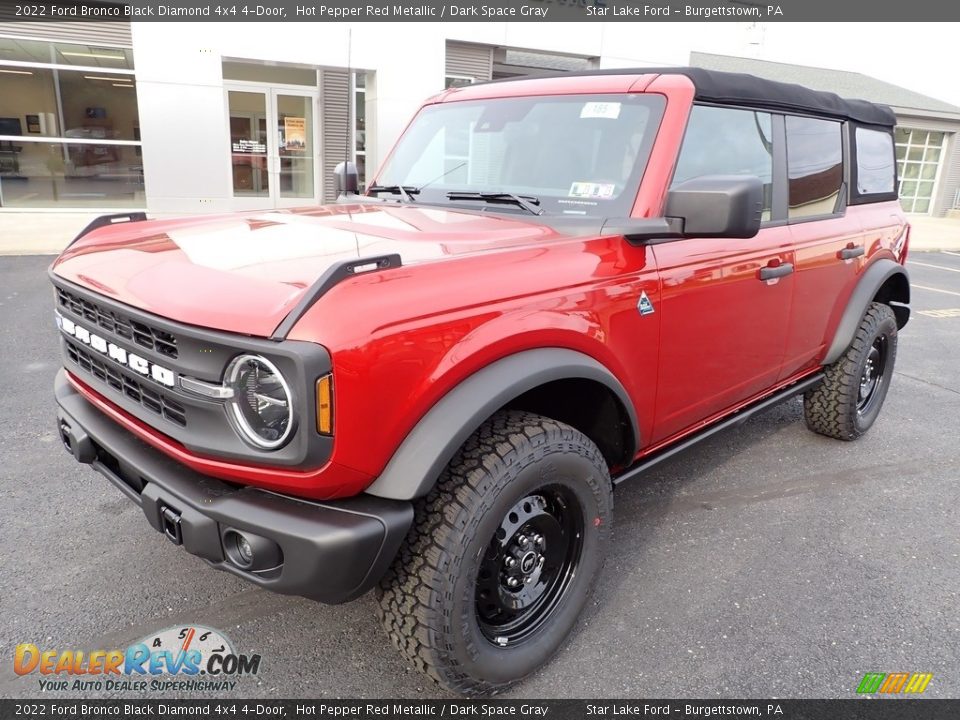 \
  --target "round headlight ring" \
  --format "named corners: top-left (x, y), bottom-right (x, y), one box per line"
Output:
top-left (225, 354), bottom-right (295, 451)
